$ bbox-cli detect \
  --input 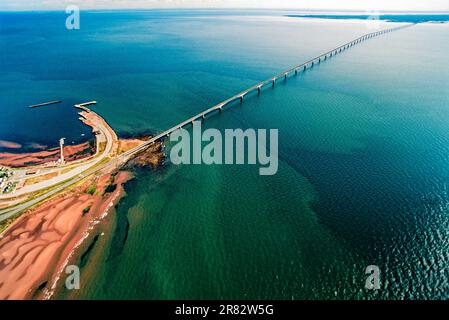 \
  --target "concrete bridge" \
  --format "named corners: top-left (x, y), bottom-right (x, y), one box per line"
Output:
top-left (0, 23), bottom-right (415, 221)
top-left (118, 23), bottom-right (415, 160)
